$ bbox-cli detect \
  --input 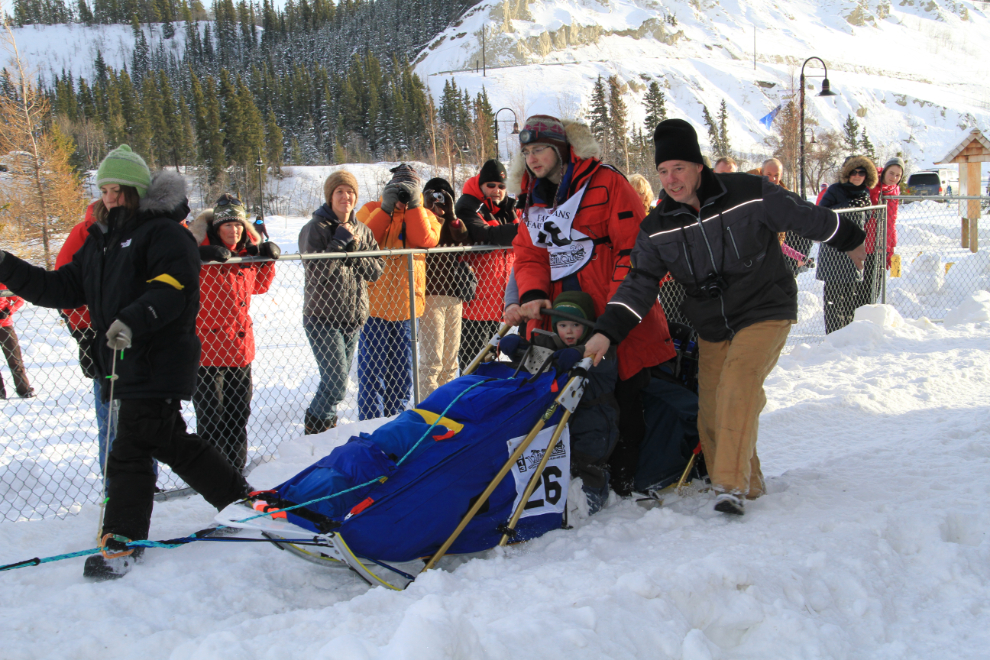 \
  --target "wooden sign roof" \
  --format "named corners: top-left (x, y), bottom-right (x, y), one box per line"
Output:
top-left (936, 129), bottom-right (990, 164)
